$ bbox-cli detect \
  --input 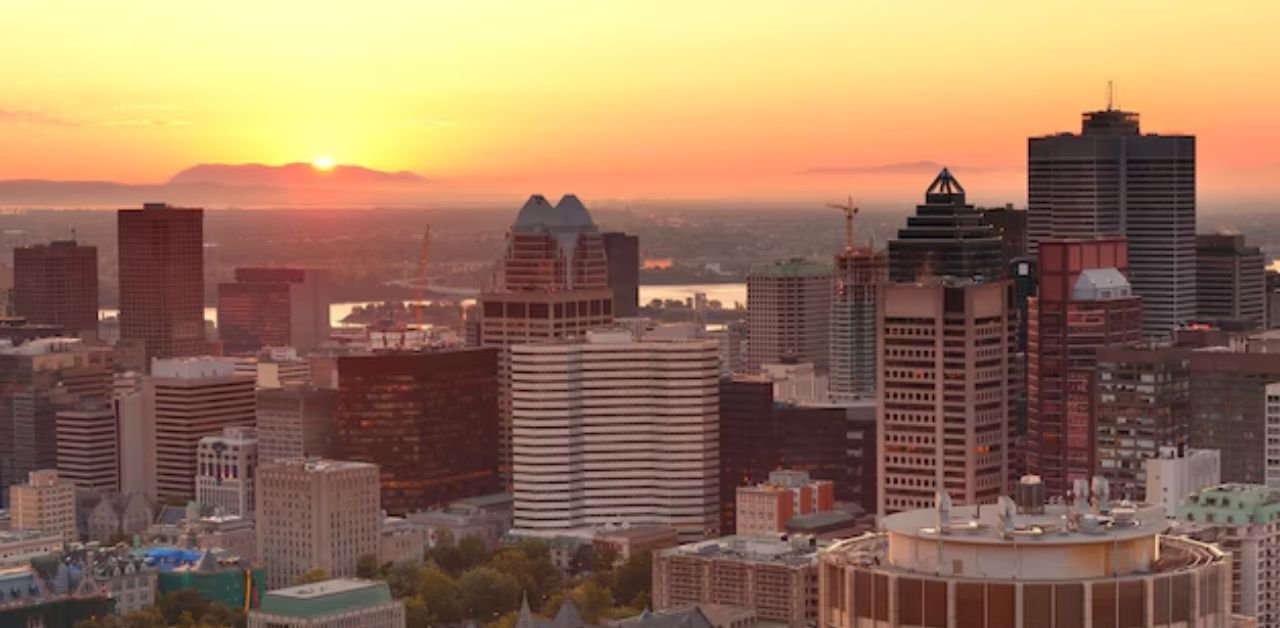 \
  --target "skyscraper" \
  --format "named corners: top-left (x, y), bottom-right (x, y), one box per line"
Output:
top-left (217, 268), bottom-right (331, 355)
top-left (828, 247), bottom-right (886, 400)
top-left (13, 240), bottom-right (98, 338)
top-left (1196, 232), bottom-right (1265, 329)
top-left (1029, 106), bottom-right (1196, 338)
top-left (1188, 347), bottom-right (1280, 484)
top-left (877, 279), bottom-right (1015, 515)
top-left (603, 231), bottom-right (640, 318)
top-left (118, 203), bottom-right (206, 366)
top-left (1095, 344), bottom-right (1192, 499)
top-left (334, 348), bottom-right (500, 514)
top-left (511, 329), bottom-right (719, 541)
top-left (746, 258), bottom-right (832, 374)
top-left (887, 169), bottom-right (1005, 283)
top-left (1025, 238), bottom-right (1144, 496)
